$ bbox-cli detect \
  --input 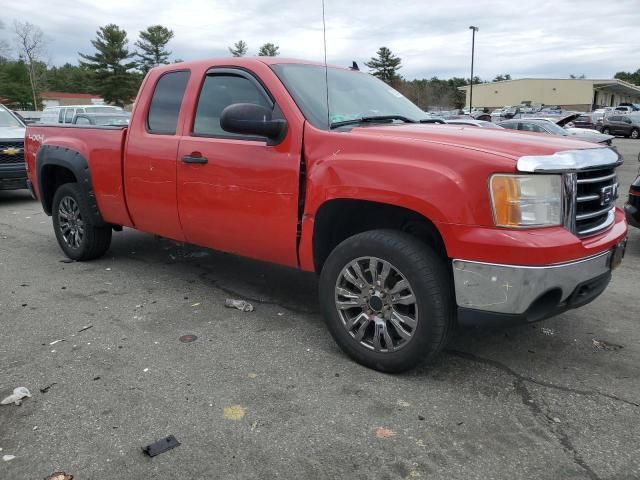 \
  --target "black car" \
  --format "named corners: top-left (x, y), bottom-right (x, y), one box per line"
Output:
top-left (601, 114), bottom-right (640, 139)
top-left (0, 104), bottom-right (27, 191)
top-left (572, 113), bottom-right (599, 130)
top-left (625, 153), bottom-right (640, 228)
